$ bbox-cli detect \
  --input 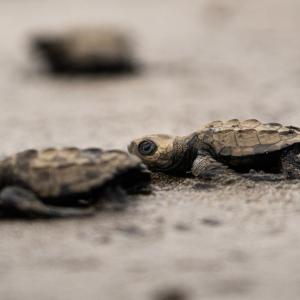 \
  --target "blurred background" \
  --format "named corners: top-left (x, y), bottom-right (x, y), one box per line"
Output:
top-left (2, 0), bottom-right (300, 153)
top-left (1, 0), bottom-right (300, 299)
